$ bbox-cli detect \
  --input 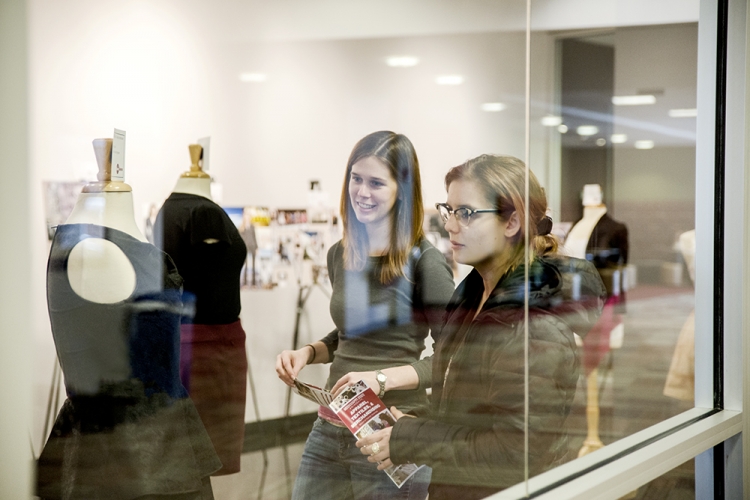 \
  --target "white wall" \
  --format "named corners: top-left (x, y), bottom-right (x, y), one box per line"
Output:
top-left (27, 1), bottom-right (558, 428)
top-left (611, 24), bottom-right (698, 268)
top-left (0, 0), bottom-right (33, 496)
